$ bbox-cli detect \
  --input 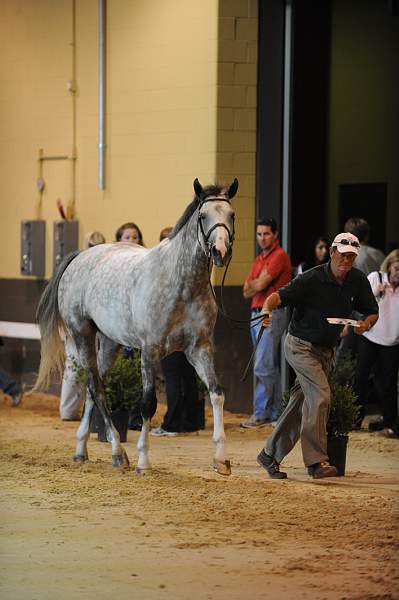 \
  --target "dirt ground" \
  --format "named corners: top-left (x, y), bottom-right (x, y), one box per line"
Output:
top-left (0, 393), bottom-right (398, 600)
